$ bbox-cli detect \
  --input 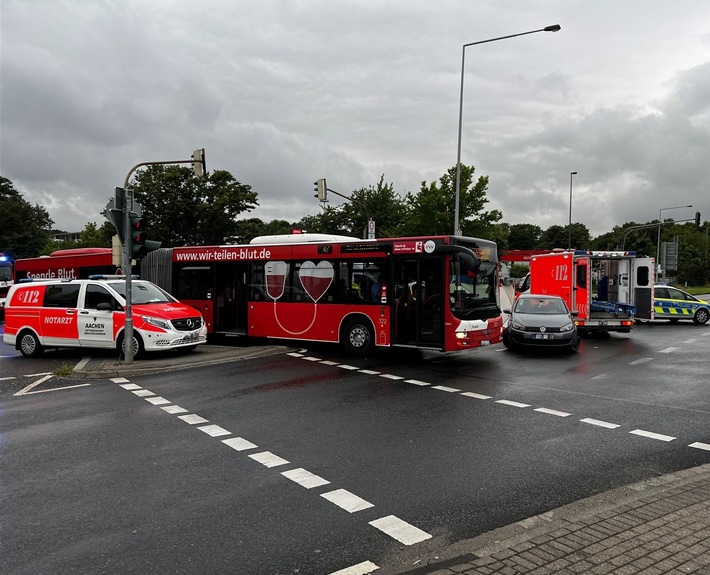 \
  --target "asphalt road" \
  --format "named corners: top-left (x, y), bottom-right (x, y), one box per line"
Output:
top-left (2, 320), bottom-right (710, 574)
